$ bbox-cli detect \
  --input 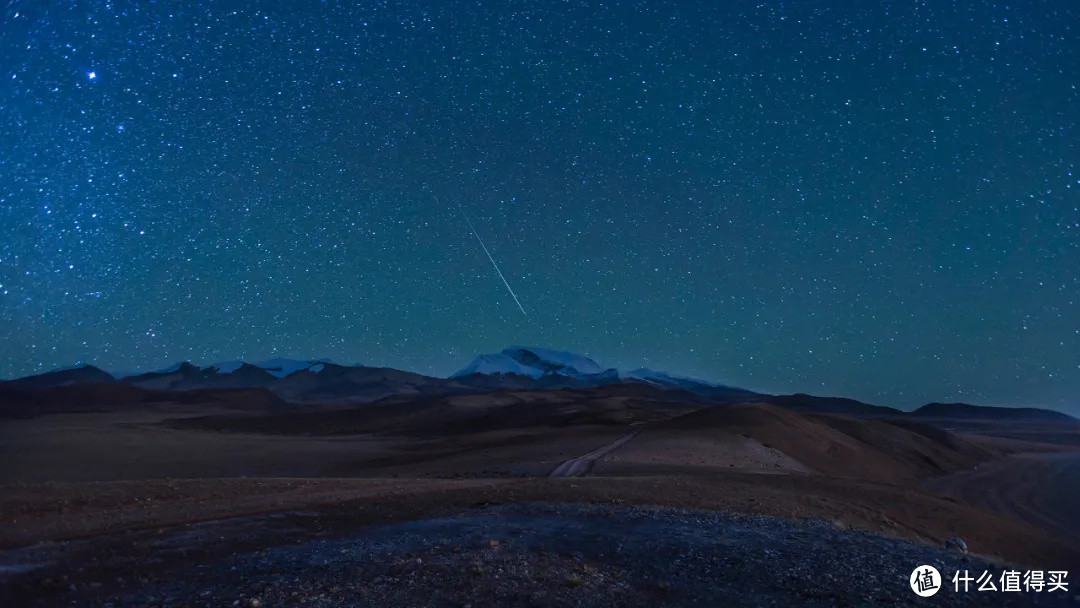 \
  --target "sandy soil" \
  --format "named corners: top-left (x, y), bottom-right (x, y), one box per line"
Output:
top-left (630, 403), bottom-right (993, 484)
top-left (592, 428), bottom-right (813, 475)
top-left (0, 478), bottom-right (516, 550)
top-left (358, 427), bottom-right (637, 478)
top-left (2, 398), bottom-right (1074, 566)
top-left (4, 390), bottom-right (1079, 605)
top-left (0, 406), bottom-right (635, 482)
top-left (0, 407), bottom-right (400, 483)
top-left (920, 418), bottom-right (1080, 448)
top-left (923, 451), bottom-right (1080, 544)
top-left (2, 472), bottom-right (1076, 568)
